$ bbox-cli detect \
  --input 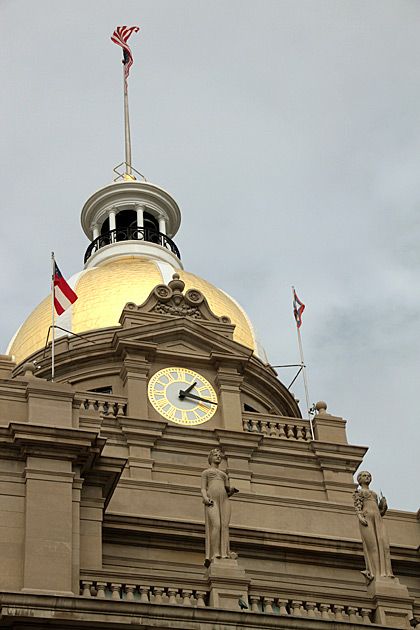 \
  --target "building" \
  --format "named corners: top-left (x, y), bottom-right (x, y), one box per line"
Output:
top-left (0, 137), bottom-right (419, 629)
